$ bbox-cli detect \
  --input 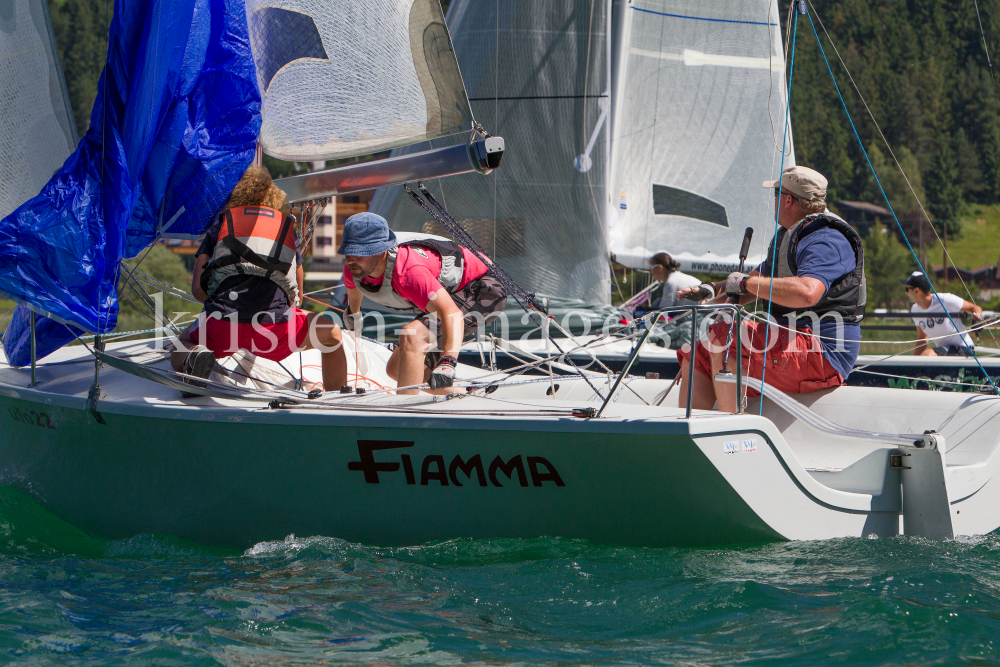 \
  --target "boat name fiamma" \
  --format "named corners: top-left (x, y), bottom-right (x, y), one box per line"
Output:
top-left (348, 440), bottom-right (566, 487)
